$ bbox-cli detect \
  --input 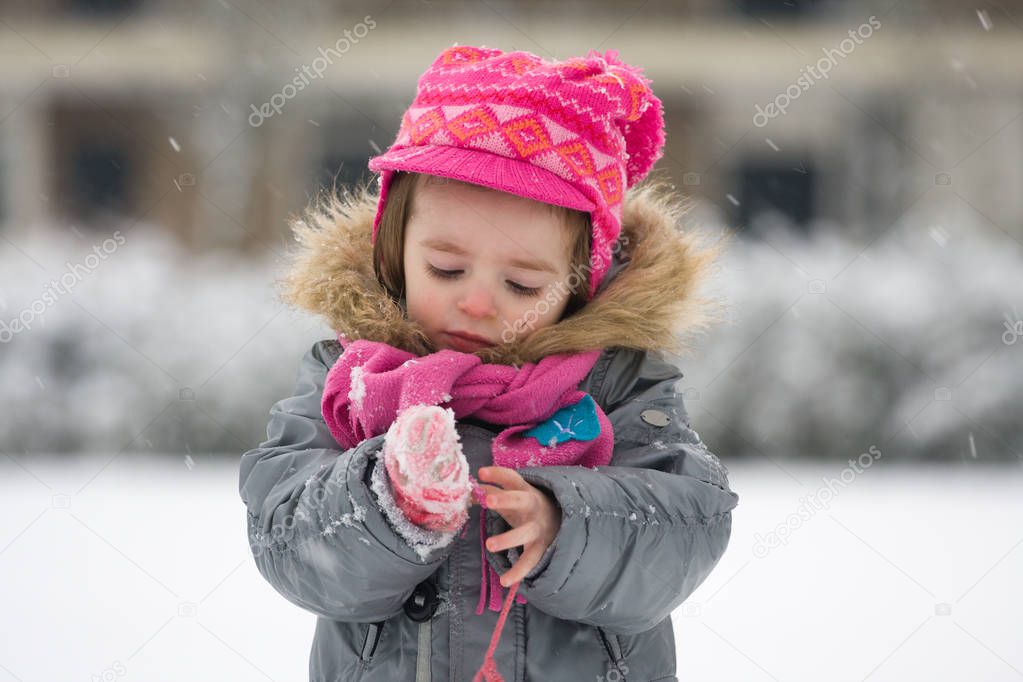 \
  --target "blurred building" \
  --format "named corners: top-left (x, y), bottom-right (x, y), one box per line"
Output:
top-left (1, 0), bottom-right (1021, 254)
